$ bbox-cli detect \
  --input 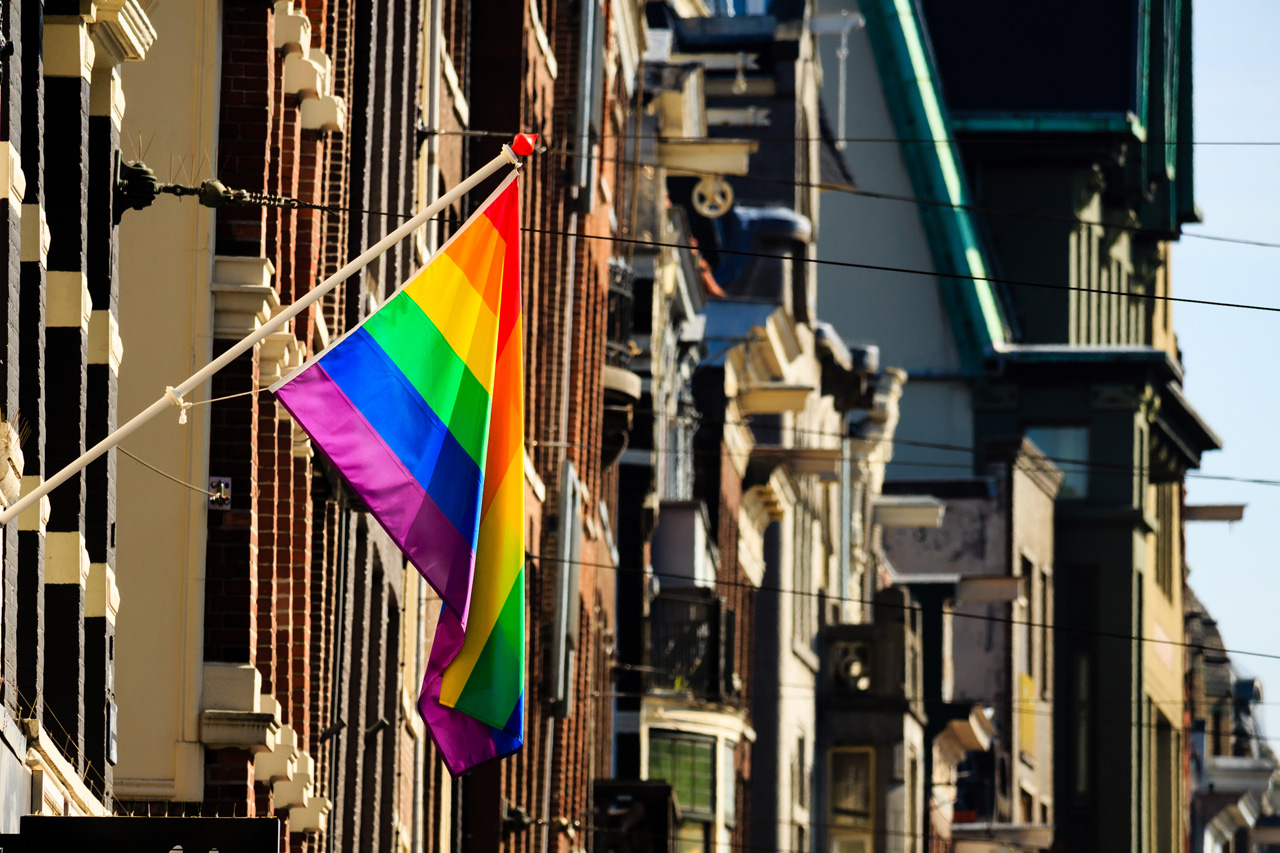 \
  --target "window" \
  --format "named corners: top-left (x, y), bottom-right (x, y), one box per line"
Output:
top-left (1025, 426), bottom-right (1089, 498)
top-left (829, 747), bottom-right (874, 829)
top-left (795, 735), bottom-right (808, 809)
top-left (1075, 653), bottom-right (1090, 797)
top-left (793, 508), bottom-right (816, 646)
top-left (649, 730), bottom-right (716, 819)
top-left (1039, 568), bottom-right (1052, 699)
top-left (1020, 788), bottom-right (1034, 823)
top-left (1021, 557), bottom-right (1035, 676)
top-left (1154, 483), bottom-right (1176, 599)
